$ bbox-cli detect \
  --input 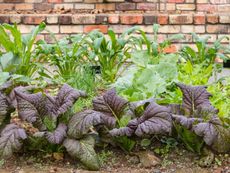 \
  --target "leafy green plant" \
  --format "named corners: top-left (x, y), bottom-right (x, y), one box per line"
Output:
top-left (0, 22), bottom-right (46, 78)
top-left (178, 34), bottom-right (230, 85)
top-left (86, 28), bottom-right (136, 83)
